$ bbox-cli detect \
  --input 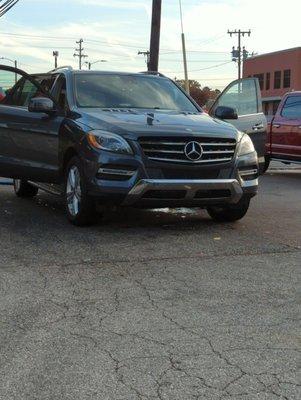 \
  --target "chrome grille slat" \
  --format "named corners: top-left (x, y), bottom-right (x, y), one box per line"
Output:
top-left (139, 141), bottom-right (187, 146)
top-left (203, 150), bottom-right (234, 154)
top-left (148, 157), bottom-right (233, 164)
top-left (144, 149), bottom-right (184, 154)
top-left (139, 136), bottom-right (237, 164)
